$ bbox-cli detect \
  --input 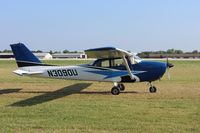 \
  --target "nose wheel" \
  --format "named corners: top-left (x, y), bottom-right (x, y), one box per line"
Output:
top-left (111, 83), bottom-right (125, 95)
top-left (149, 82), bottom-right (157, 93)
top-left (149, 86), bottom-right (157, 93)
